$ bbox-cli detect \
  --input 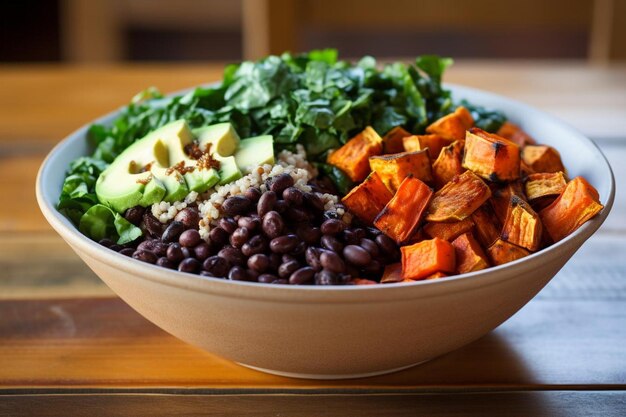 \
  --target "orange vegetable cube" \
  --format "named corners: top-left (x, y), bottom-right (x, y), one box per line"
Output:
top-left (381, 262), bottom-right (403, 283)
top-left (374, 176), bottom-right (433, 243)
top-left (432, 140), bottom-right (465, 189)
top-left (426, 106), bottom-right (474, 141)
top-left (403, 134), bottom-right (454, 160)
top-left (423, 217), bottom-right (475, 241)
top-left (342, 172), bottom-right (393, 225)
top-left (425, 271), bottom-right (448, 280)
top-left (327, 126), bottom-right (383, 182)
top-left (451, 232), bottom-right (490, 274)
top-left (496, 121), bottom-right (536, 147)
top-left (471, 204), bottom-right (501, 248)
top-left (369, 150), bottom-right (433, 193)
top-left (490, 182), bottom-right (526, 224)
top-left (401, 238), bottom-right (456, 280)
top-left (382, 126), bottom-right (411, 154)
top-left (539, 176), bottom-right (604, 242)
top-left (426, 170), bottom-right (491, 222)
top-left (522, 145), bottom-right (565, 174)
top-left (525, 172), bottom-right (567, 201)
top-left (463, 127), bottom-right (521, 182)
top-left (501, 195), bottom-right (543, 252)
top-left (487, 238), bottom-right (531, 266)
